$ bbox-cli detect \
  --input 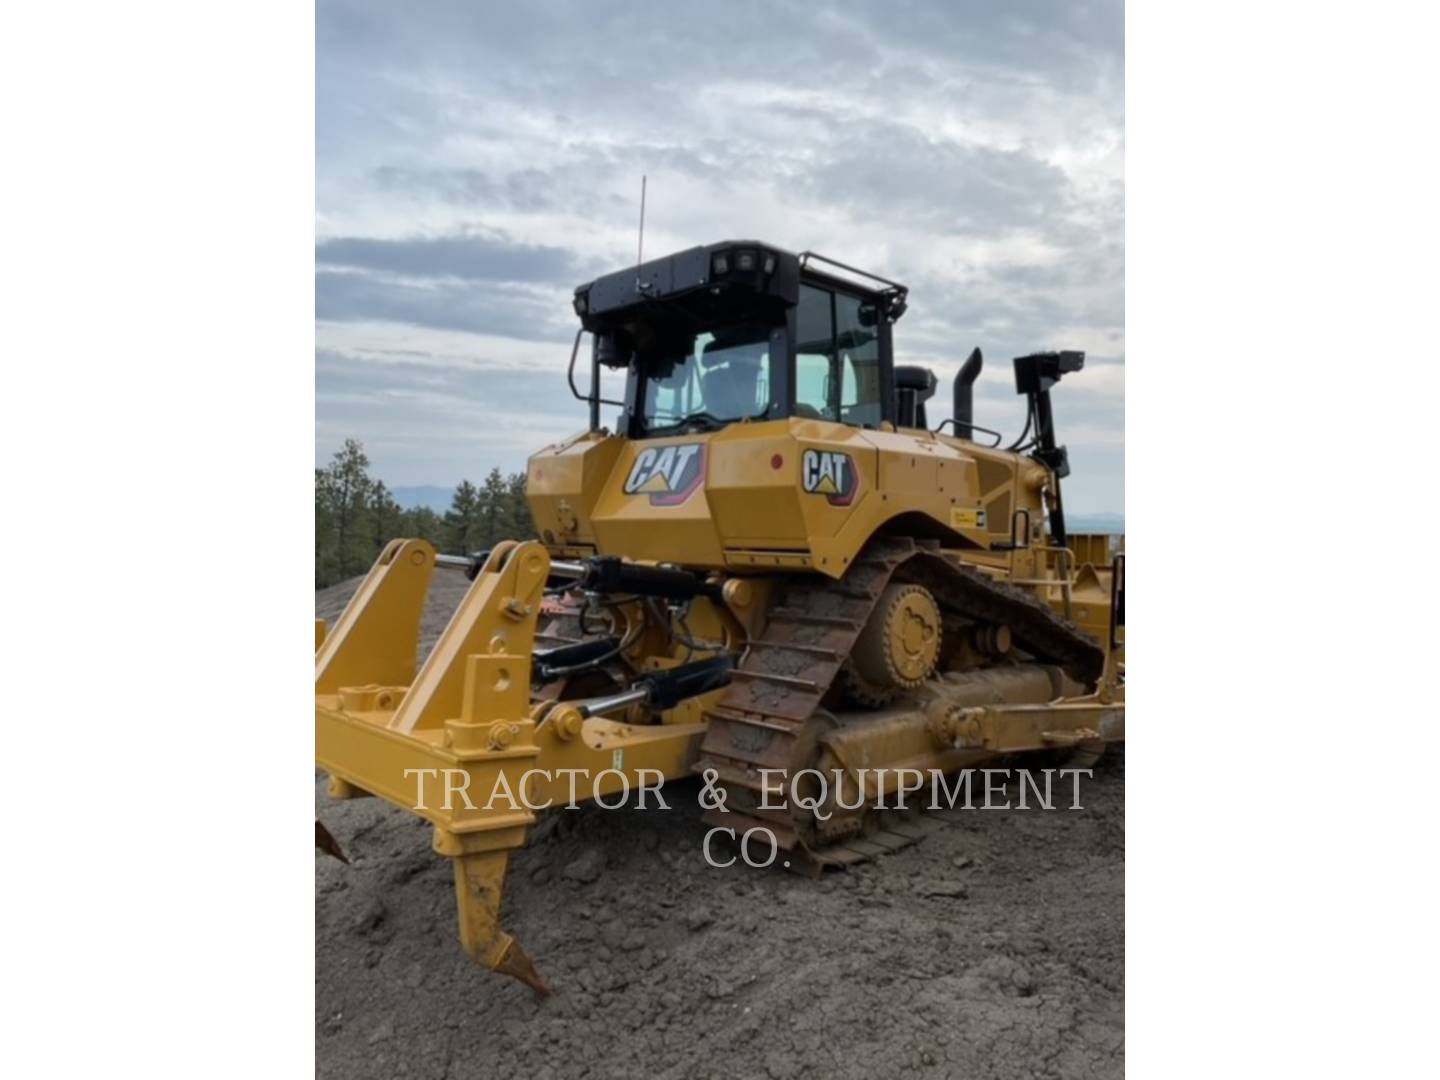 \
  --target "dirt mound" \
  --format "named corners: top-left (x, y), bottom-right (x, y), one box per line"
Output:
top-left (316, 579), bottom-right (1124, 1079)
